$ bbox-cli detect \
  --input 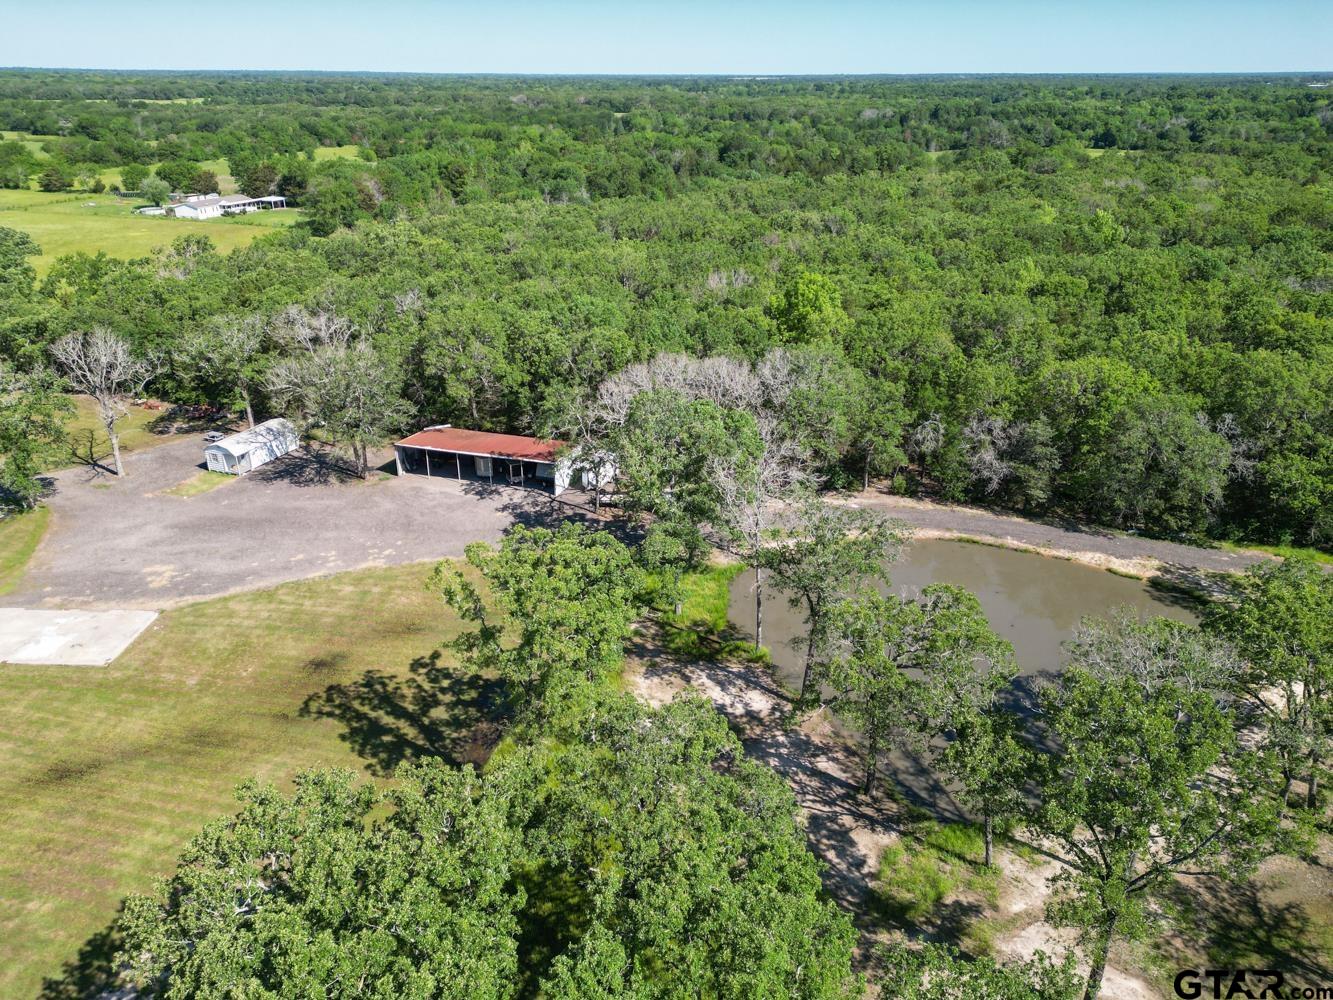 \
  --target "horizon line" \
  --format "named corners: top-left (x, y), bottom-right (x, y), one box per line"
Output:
top-left (2, 66), bottom-right (1332, 78)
